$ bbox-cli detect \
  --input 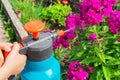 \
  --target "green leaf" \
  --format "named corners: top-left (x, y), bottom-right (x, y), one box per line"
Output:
top-left (112, 69), bottom-right (120, 77)
top-left (96, 70), bottom-right (103, 80)
top-left (69, 50), bottom-right (85, 61)
top-left (89, 67), bottom-right (101, 80)
top-left (102, 66), bottom-right (111, 80)
top-left (98, 53), bottom-right (106, 63)
top-left (106, 59), bottom-right (120, 65)
top-left (104, 54), bottom-right (116, 60)
top-left (80, 56), bottom-right (100, 64)
top-left (103, 25), bottom-right (108, 33)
